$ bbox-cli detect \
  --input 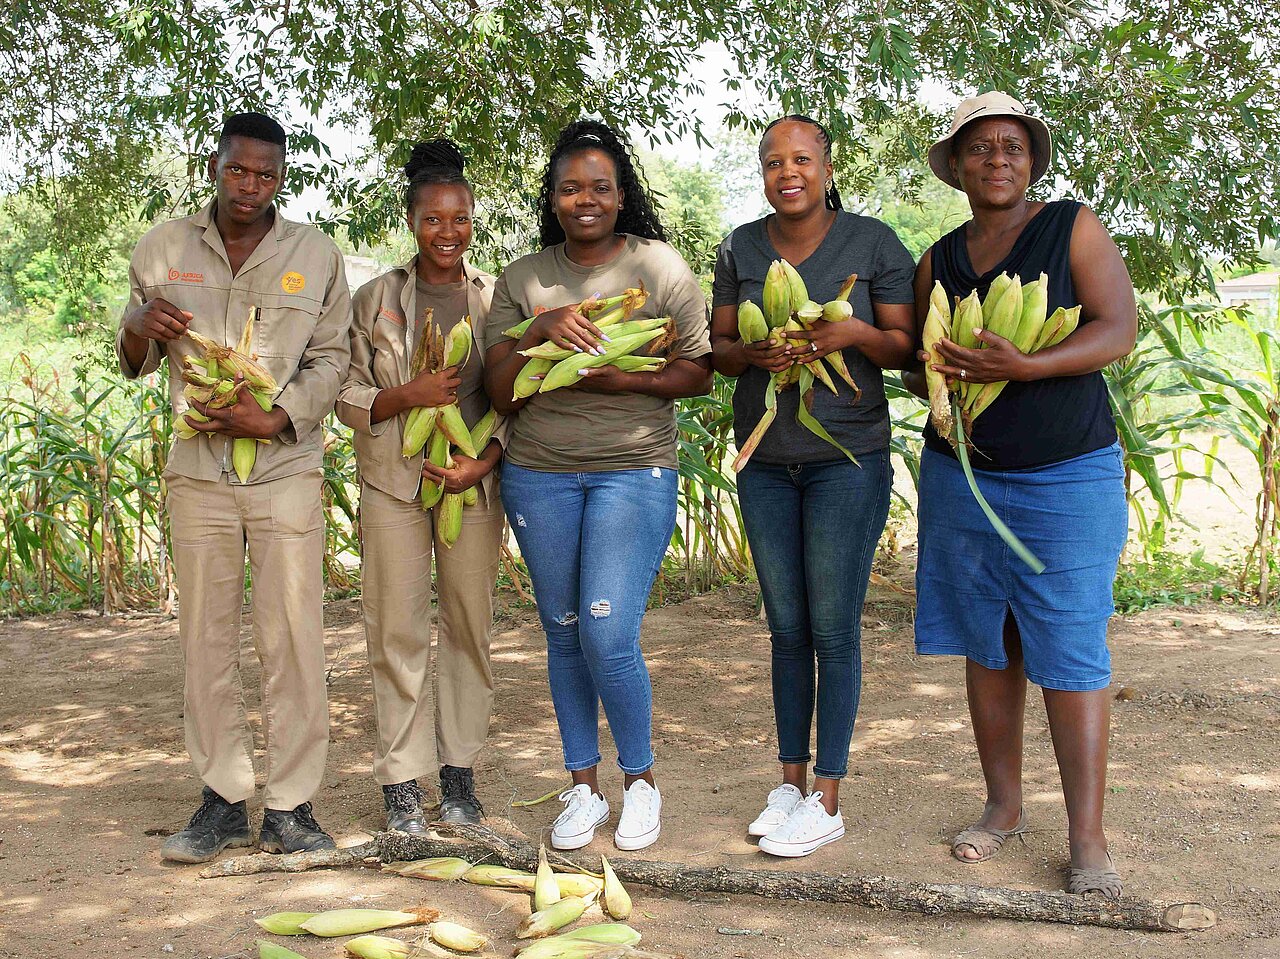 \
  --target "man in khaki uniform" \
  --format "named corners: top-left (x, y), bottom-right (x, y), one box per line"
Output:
top-left (117, 112), bottom-right (351, 862)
